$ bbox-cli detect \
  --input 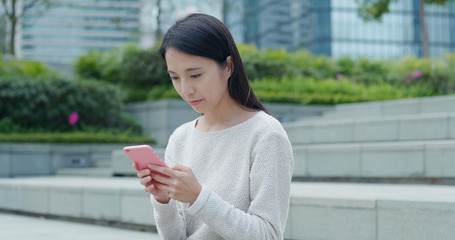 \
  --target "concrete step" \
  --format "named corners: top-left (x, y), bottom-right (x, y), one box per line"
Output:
top-left (56, 167), bottom-right (113, 177)
top-left (284, 112), bottom-right (455, 145)
top-left (92, 156), bottom-right (112, 168)
top-left (0, 176), bottom-right (454, 240)
top-left (321, 94), bottom-right (455, 119)
top-left (293, 140), bottom-right (455, 179)
top-left (0, 212), bottom-right (160, 240)
top-left (0, 143), bottom-right (126, 177)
